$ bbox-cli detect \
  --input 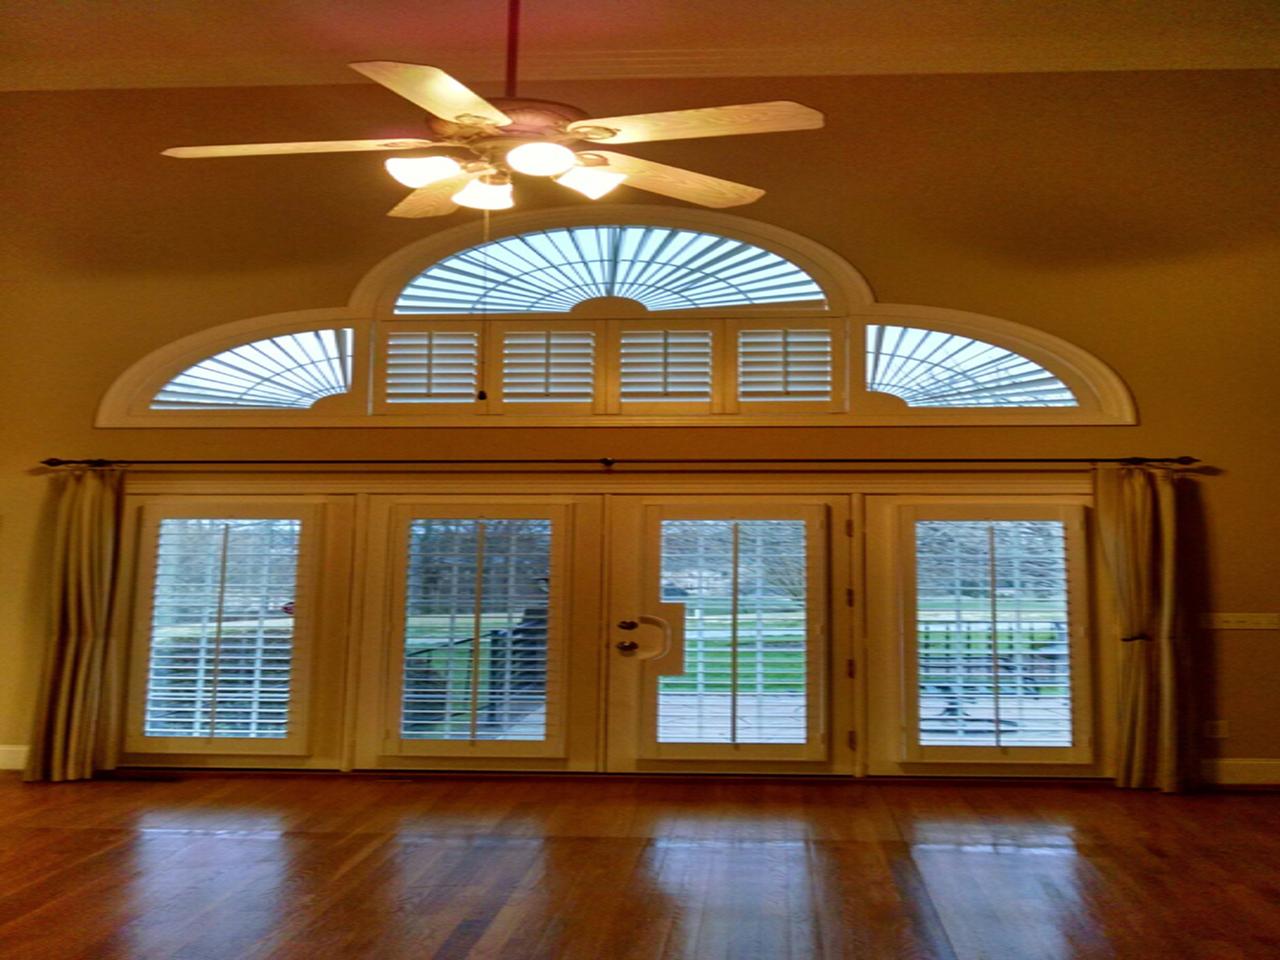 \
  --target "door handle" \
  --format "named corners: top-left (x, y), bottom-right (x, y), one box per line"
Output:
top-left (613, 615), bottom-right (672, 659)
